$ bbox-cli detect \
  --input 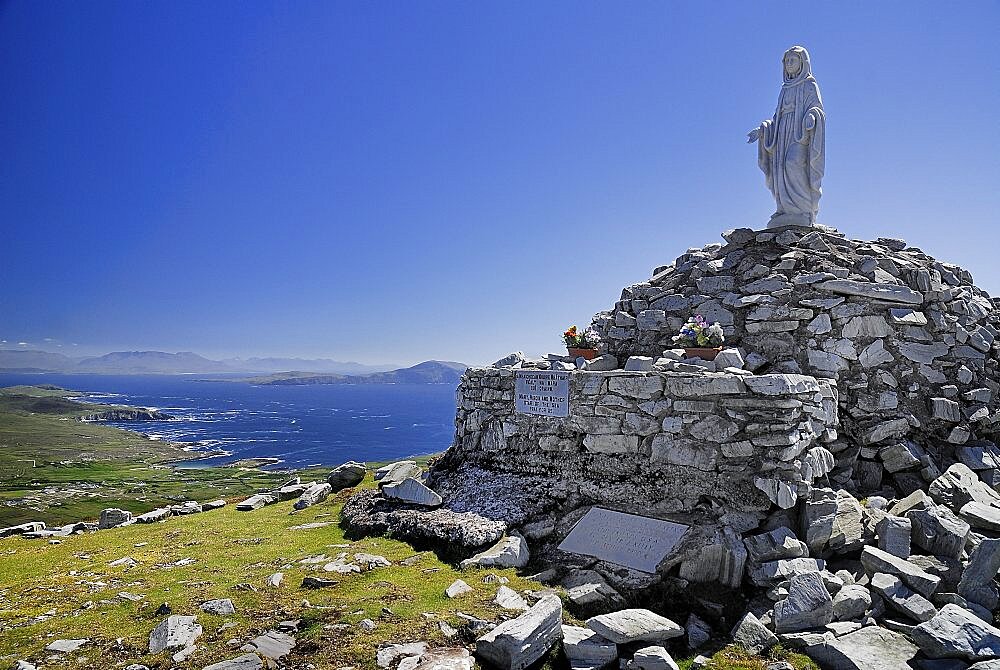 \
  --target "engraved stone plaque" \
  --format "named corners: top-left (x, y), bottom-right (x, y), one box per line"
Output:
top-left (515, 370), bottom-right (569, 417)
top-left (557, 507), bottom-right (689, 573)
